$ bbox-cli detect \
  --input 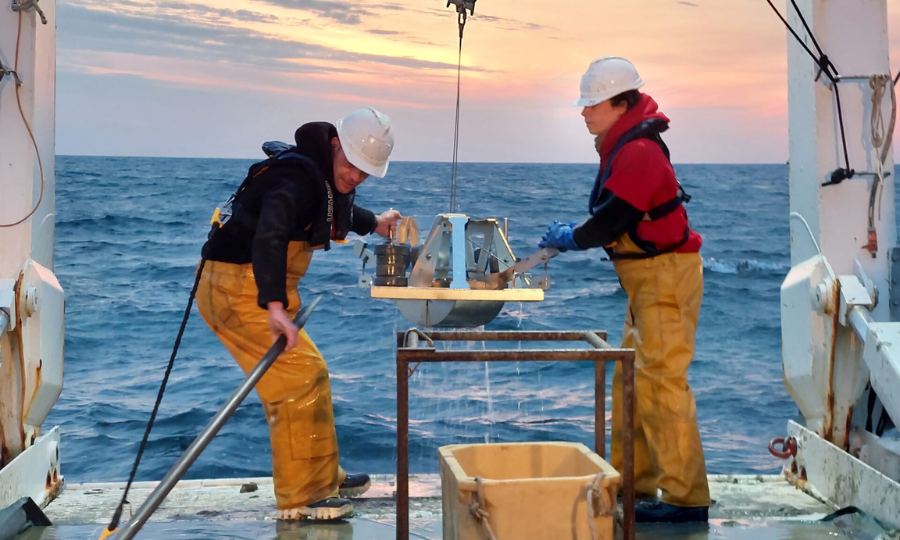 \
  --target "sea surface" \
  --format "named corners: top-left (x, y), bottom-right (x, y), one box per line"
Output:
top-left (48, 157), bottom-right (844, 483)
